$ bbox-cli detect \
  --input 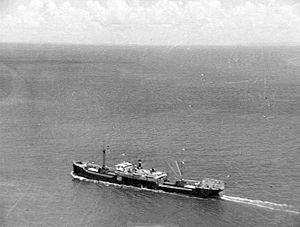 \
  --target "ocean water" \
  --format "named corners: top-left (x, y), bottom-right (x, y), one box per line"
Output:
top-left (0, 44), bottom-right (299, 227)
